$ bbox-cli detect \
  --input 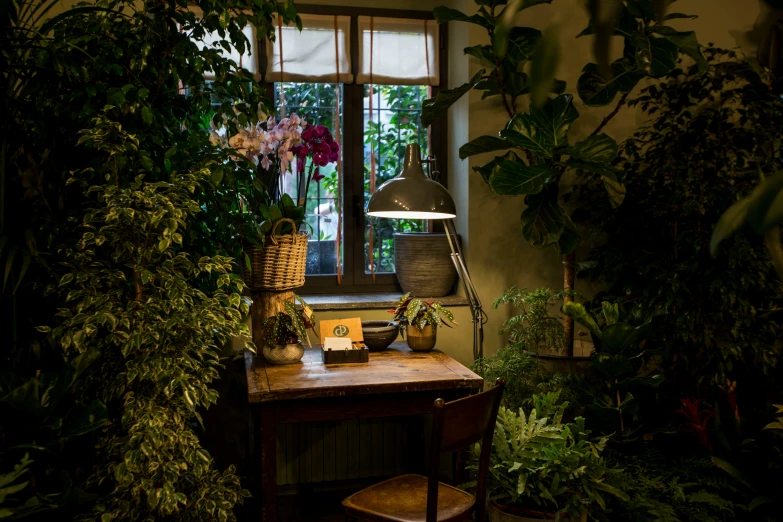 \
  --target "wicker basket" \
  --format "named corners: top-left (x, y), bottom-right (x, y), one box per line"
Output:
top-left (245, 218), bottom-right (308, 291)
